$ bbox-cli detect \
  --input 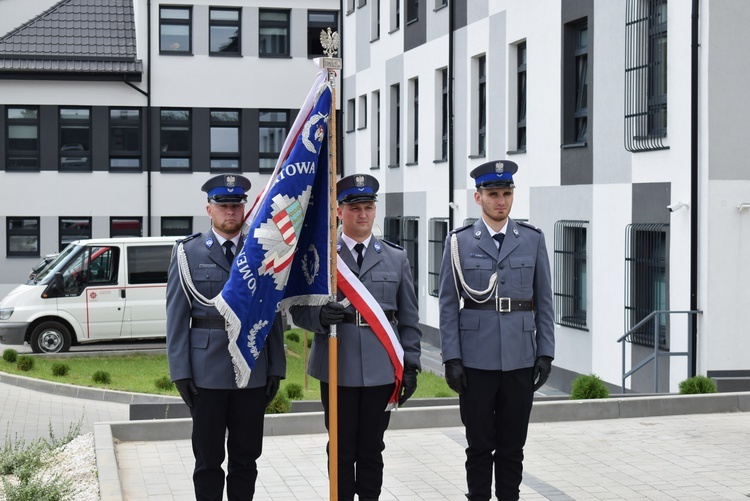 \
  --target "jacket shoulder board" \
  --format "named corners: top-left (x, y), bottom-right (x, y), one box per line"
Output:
top-left (517, 221), bottom-right (542, 233)
top-left (450, 223), bottom-right (472, 235)
top-left (177, 232), bottom-right (201, 244)
top-left (381, 239), bottom-right (404, 250)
